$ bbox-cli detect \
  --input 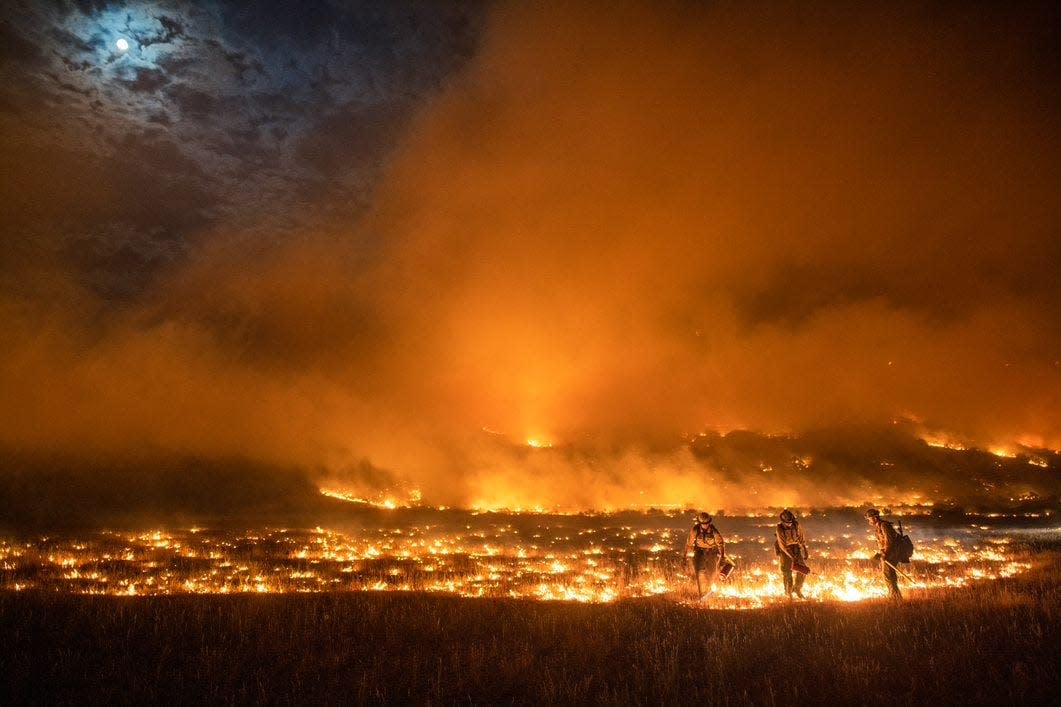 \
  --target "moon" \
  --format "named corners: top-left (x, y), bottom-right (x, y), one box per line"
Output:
top-left (115, 38), bottom-right (129, 52)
